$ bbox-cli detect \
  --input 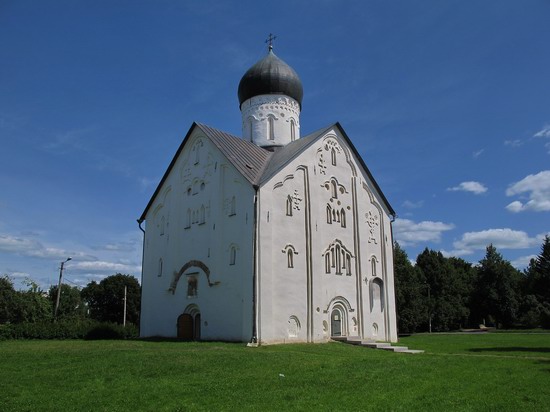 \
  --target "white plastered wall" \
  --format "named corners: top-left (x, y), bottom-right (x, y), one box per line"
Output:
top-left (140, 128), bottom-right (255, 341)
top-left (257, 127), bottom-right (397, 344)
